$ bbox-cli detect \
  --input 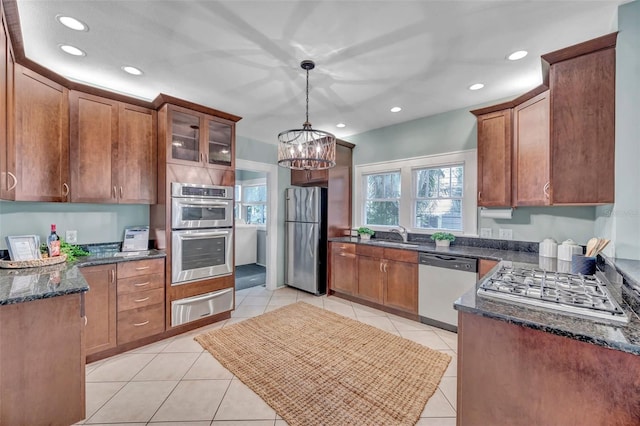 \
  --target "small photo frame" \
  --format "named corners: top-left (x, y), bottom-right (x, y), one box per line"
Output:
top-left (6, 235), bottom-right (41, 261)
